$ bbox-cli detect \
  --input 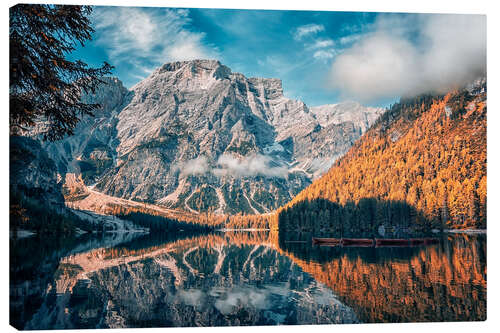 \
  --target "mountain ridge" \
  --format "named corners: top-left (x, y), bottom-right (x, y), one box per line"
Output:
top-left (43, 59), bottom-right (384, 215)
